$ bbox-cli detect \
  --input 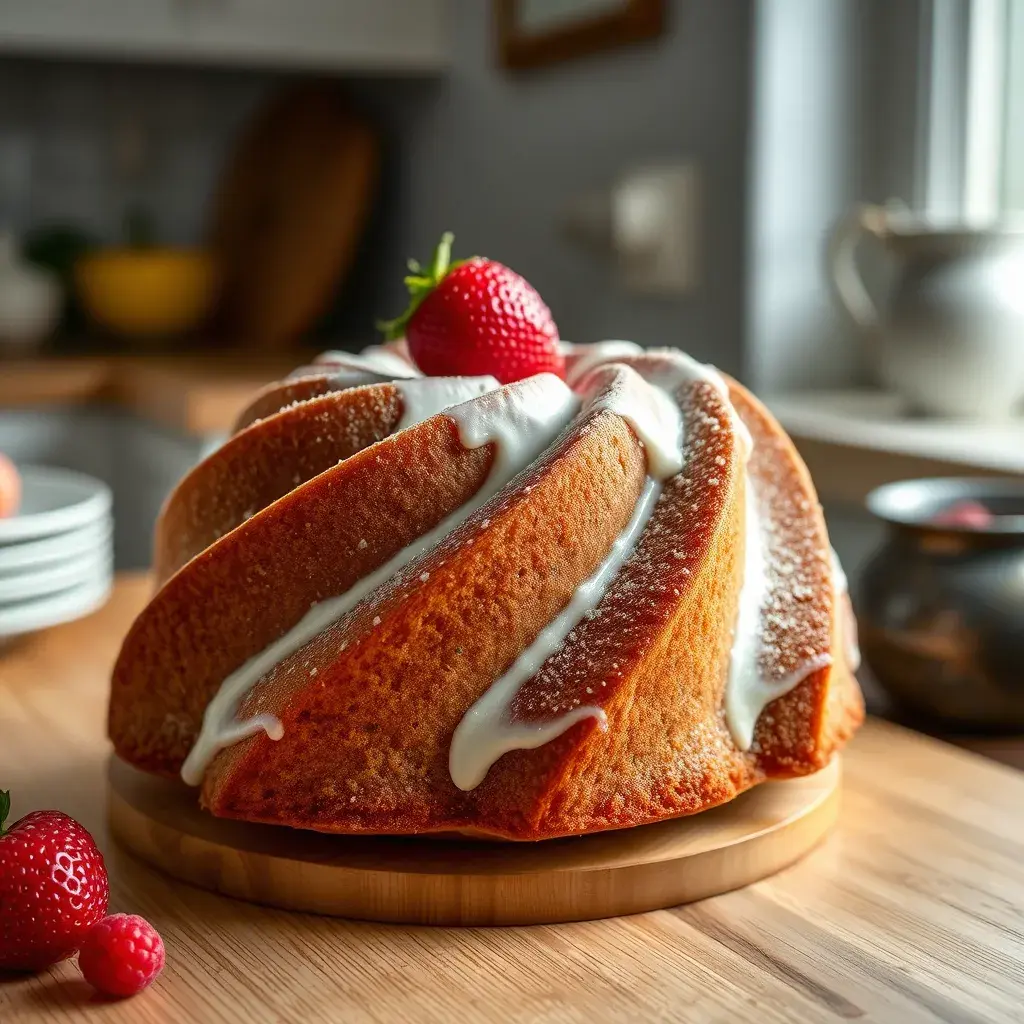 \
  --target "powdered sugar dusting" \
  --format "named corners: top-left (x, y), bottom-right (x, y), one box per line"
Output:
top-left (509, 377), bottom-right (736, 730)
top-left (449, 361), bottom-right (708, 789)
top-left (738, 413), bottom-right (835, 753)
top-left (449, 478), bottom-right (662, 791)
top-left (832, 547), bottom-right (861, 671)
